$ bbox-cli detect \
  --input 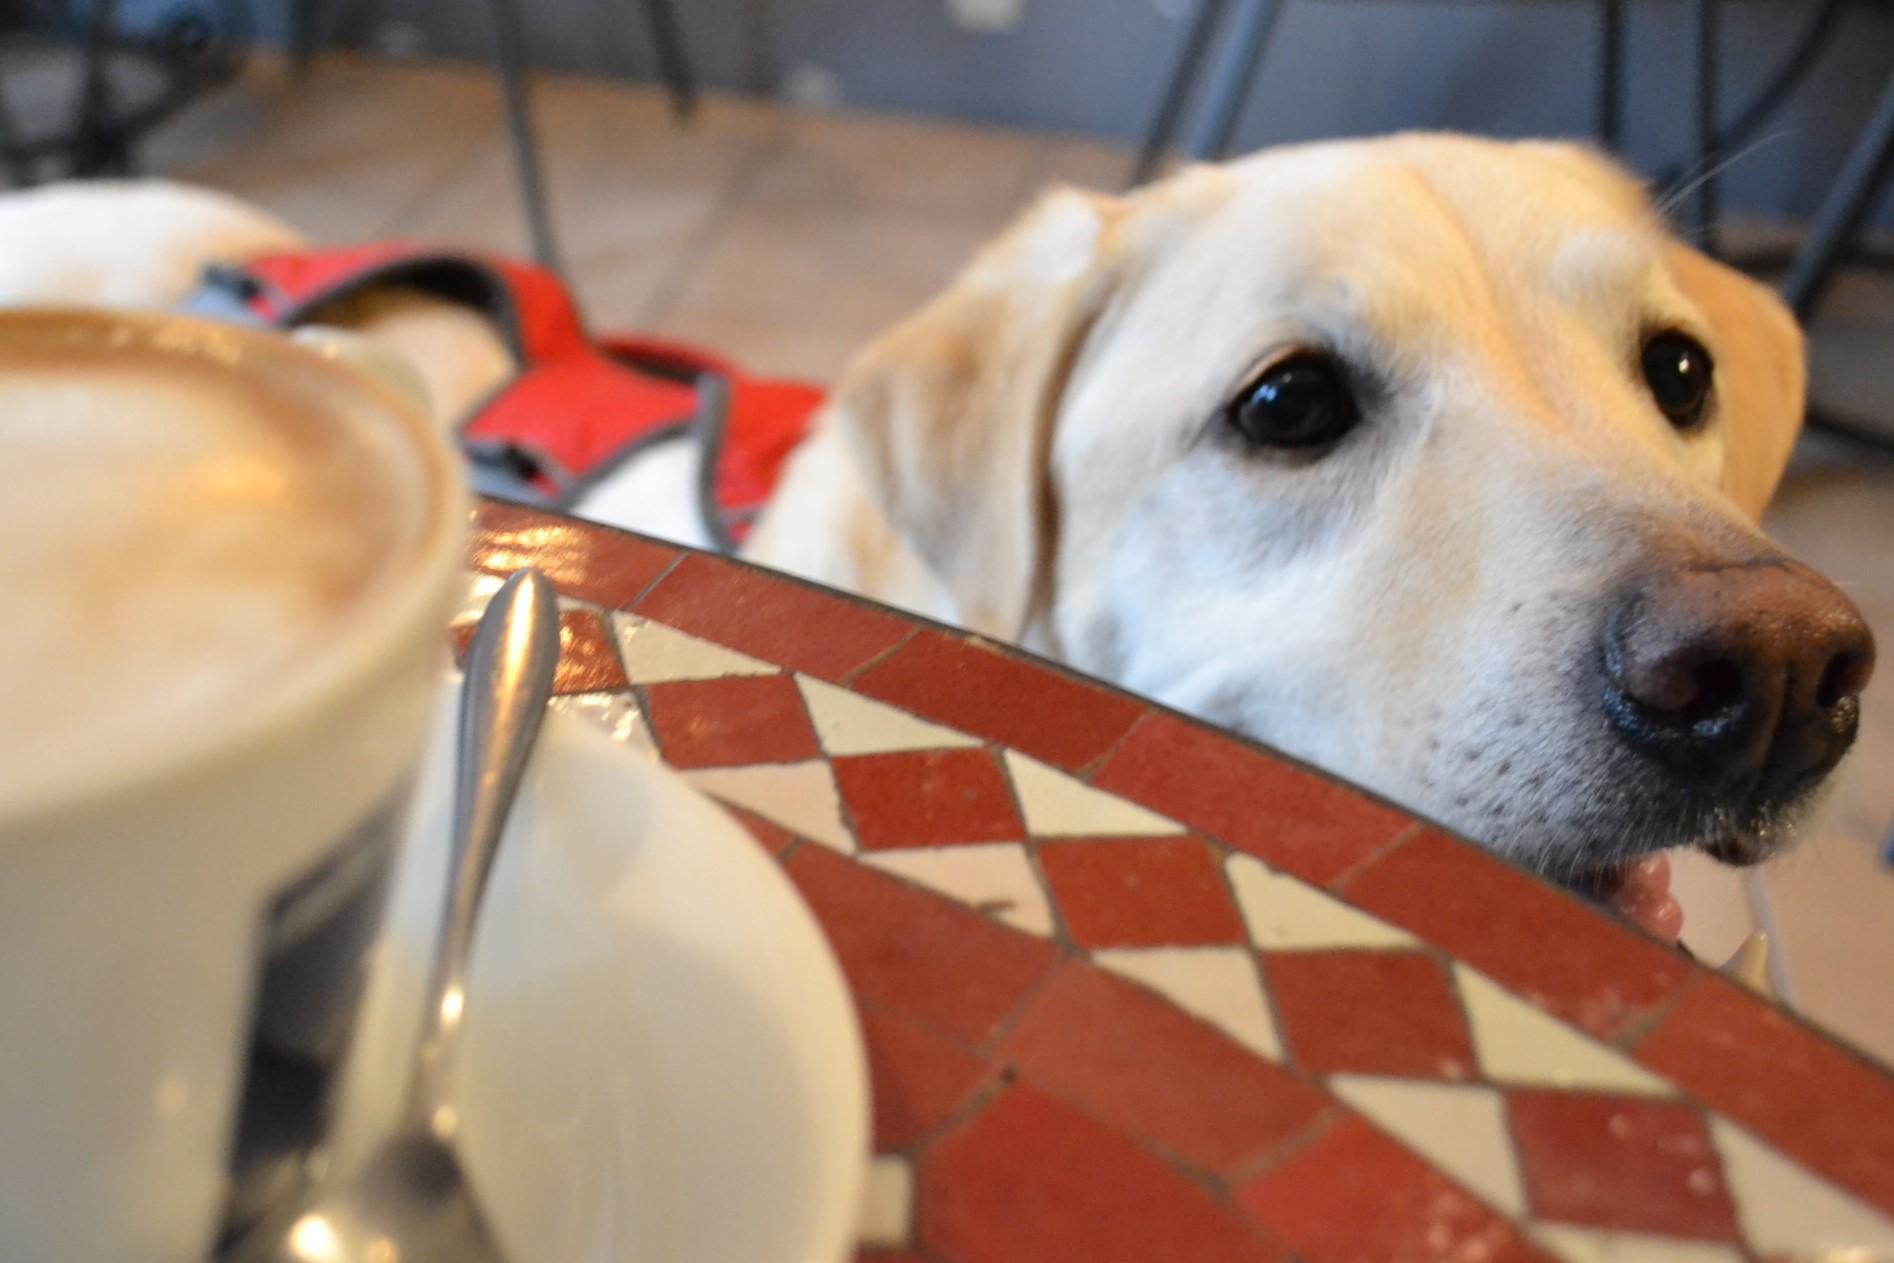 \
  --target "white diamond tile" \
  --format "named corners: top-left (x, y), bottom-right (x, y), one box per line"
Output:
top-left (612, 612), bottom-right (777, 683)
top-left (1226, 853), bottom-right (1417, 949)
top-left (1094, 946), bottom-right (1282, 1060)
top-left (453, 570), bottom-right (505, 626)
top-left (1453, 966), bottom-right (1672, 1096)
top-left (549, 692), bottom-right (657, 757)
top-left (1533, 1226), bottom-right (1745, 1263)
top-left (1003, 750), bottom-right (1185, 837)
top-left (1329, 1075), bottom-right (1526, 1219)
top-left (1709, 1117), bottom-right (1894, 1255)
top-left (864, 844), bottom-right (1053, 936)
top-left (857, 1155), bottom-right (913, 1248)
top-left (682, 761), bottom-right (854, 853)
top-left (797, 675), bottom-right (980, 756)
